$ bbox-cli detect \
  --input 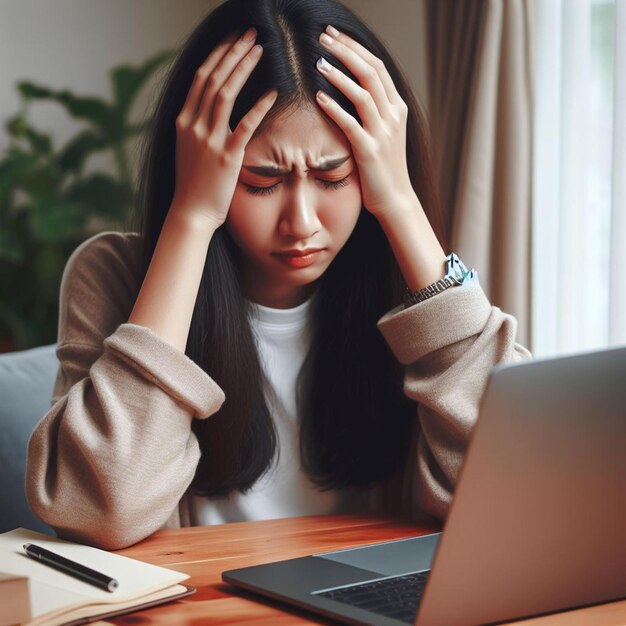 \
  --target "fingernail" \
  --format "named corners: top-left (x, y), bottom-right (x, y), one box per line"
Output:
top-left (316, 90), bottom-right (331, 104)
top-left (320, 33), bottom-right (333, 46)
top-left (242, 27), bottom-right (257, 42)
top-left (326, 25), bottom-right (340, 37)
top-left (316, 56), bottom-right (332, 73)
